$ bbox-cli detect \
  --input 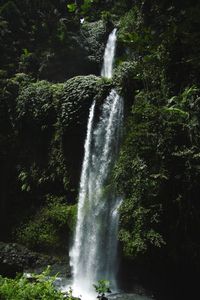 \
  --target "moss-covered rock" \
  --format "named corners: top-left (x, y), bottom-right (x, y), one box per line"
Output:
top-left (56, 75), bottom-right (111, 188)
top-left (0, 73), bottom-right (112, 244)
top-left (38, 20), bottom-right (109, 82)
top-left (113, 61), bottom-right (141, 102)
top-left (16, 80), bottom-right (55, 126)
top-left (81, 20), bottom-right (108, 67)
top-left (15, 74), bottom-right (111, 131)
top-left (58, 75), bottom-right (111, 131)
